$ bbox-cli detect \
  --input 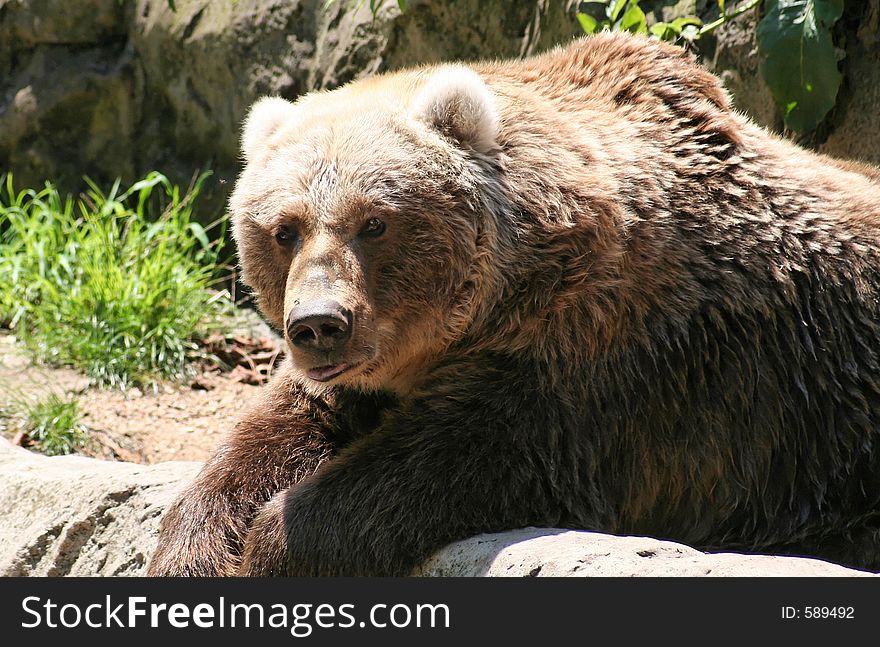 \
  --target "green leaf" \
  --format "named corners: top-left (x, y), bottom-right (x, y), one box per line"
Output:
top-left (617, 3), bottom-right (648, 35)
top-left (671, 17), bottom-right (702, 31)
top-left (608, 0), bottom-right (629, 22)
top-left (650, 21), bottom-right (675, 34)
top-left (577, 12), bottom-right (600, 34)
top-left (397, 0), bottom-right (407, 10)
top-left (756, 0), bottom-right (844, 133)
top-left (650, 22), bottom-right (679, 41)
top-left (188, 222), bottom-right (210, 251)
